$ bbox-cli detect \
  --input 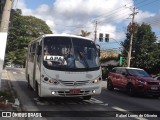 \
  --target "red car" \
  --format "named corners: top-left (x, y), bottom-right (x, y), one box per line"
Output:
top-left (107, 67), bottom-right (160, 98)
